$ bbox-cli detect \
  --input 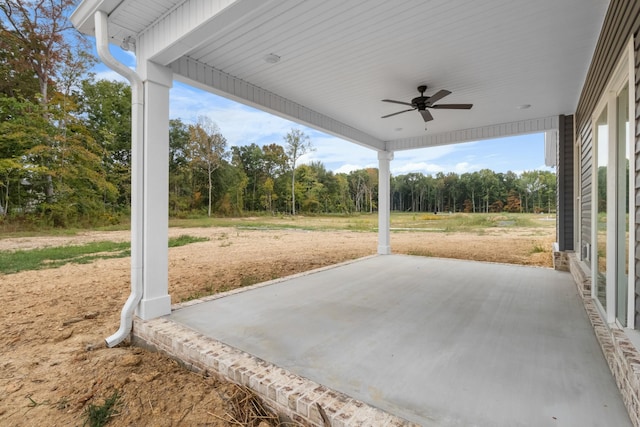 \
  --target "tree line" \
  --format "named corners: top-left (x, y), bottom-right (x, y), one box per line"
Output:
top-left (0, 0), bottom-right (556, 227)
